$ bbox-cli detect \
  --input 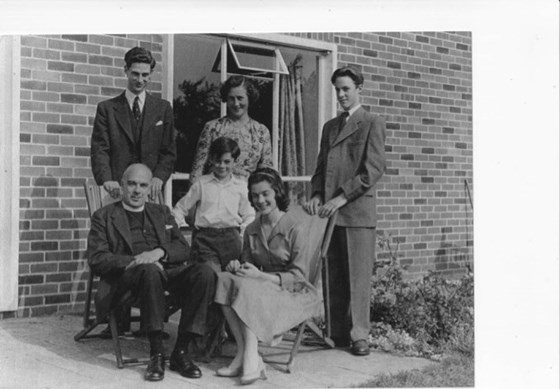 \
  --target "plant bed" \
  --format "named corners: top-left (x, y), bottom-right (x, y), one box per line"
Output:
top-left (359, 234), bottom-right (474, 387)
